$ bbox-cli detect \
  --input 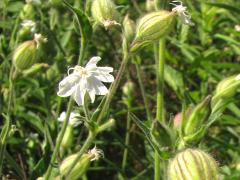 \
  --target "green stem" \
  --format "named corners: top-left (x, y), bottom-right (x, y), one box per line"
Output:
top-left (121, 112), bottom-right (131, 171)
top-left (44, 98), bottom-right (74, 179)
top-left (134, 56), bottom-right (152, 121)
top-left (64, 132), bottom-right (96, 178)
top-left (78, 36), bottom-right (86, 65)
top-left (154, 39), bottom-right (165, 180)
top-left (96, 52), bottom-right (129, 124)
